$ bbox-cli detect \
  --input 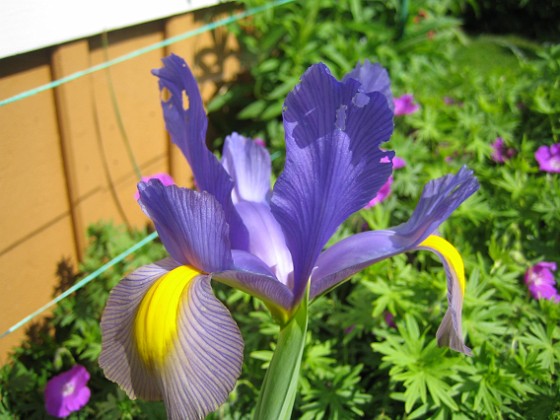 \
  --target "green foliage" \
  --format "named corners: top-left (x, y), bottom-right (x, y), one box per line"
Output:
top-left (2, 1), bottom-right (560, 418)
